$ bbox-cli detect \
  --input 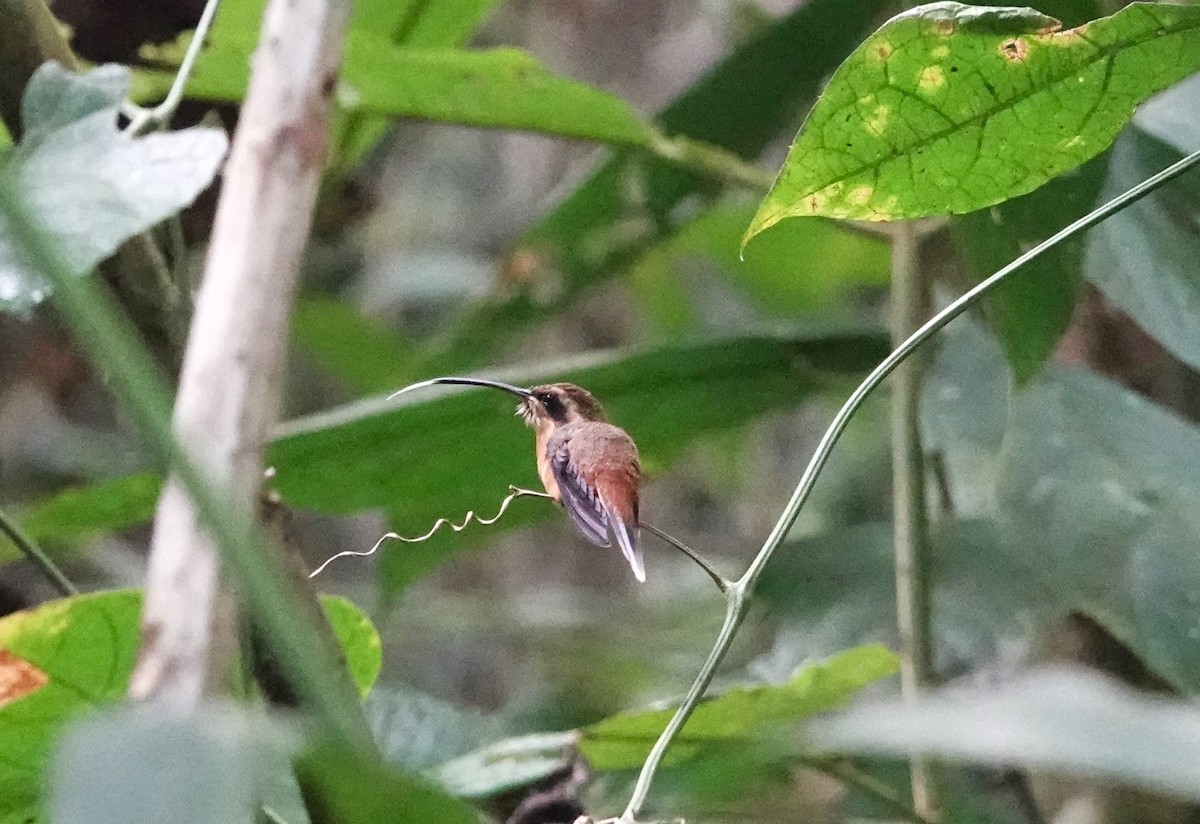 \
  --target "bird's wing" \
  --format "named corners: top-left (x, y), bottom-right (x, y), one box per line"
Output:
top-left (549, 425), bottom-right (645, 582)
top-left (548, 435), bottom-right (610, 547)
